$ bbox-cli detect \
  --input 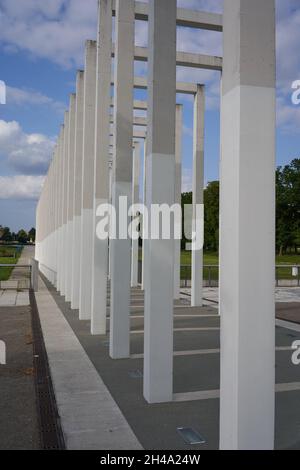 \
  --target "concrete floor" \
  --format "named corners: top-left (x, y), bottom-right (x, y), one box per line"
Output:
top-left (0, 290), bottom-right (29, 307)
top-left (181, 287), bottom-right (300, 305)
top-left (0, 305), bottom-right (40, 450)
top-left (41, 277), bottom-right (300, 450)
top-left (0, 246), bottom-right (33, 306)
